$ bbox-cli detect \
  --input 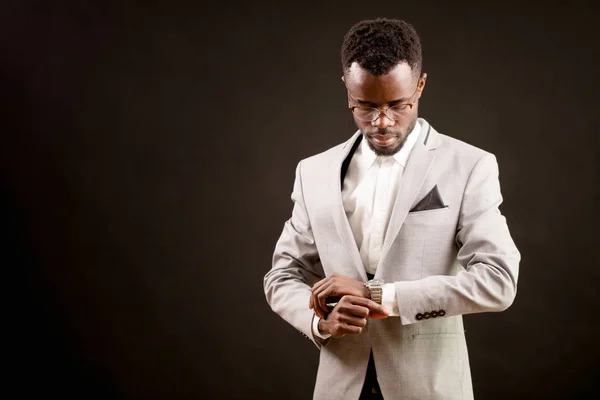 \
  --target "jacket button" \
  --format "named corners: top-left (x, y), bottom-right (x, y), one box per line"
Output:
top-left (439, 310), bottom-right (446, 317)
top-left (423, 312), bottom-right (431, 319)
top-left (416, 313), bottom-right (423, 320)
top-left (431, 311), bottom-right (438, 318)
